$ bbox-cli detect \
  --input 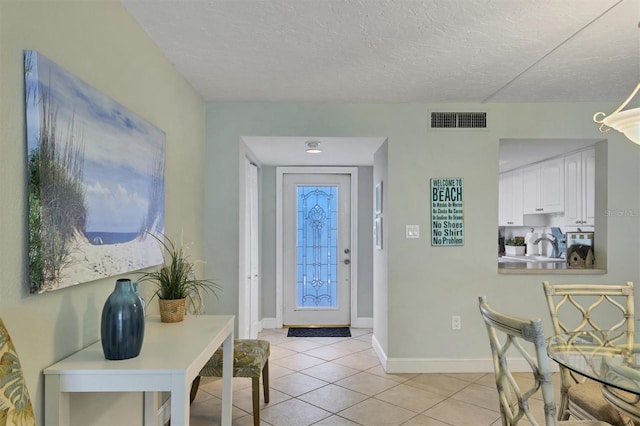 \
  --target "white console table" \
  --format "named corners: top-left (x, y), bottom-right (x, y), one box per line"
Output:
top-left (44, 315), bottom-right (234, 425)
